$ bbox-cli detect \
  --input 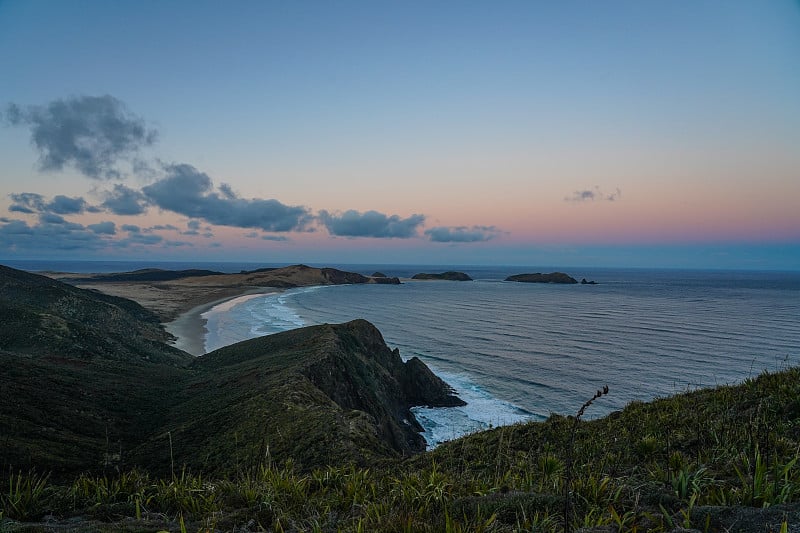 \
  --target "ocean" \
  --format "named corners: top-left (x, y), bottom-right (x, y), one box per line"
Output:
top-left (200, 266), bottom-right (800, 447)
top-left (9, 260), bottom-right (800, 448)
